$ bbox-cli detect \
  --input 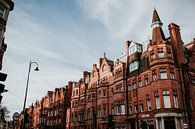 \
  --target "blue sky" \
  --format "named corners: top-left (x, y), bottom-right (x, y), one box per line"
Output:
top-left (2, 0), bottom-right (195, 117)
